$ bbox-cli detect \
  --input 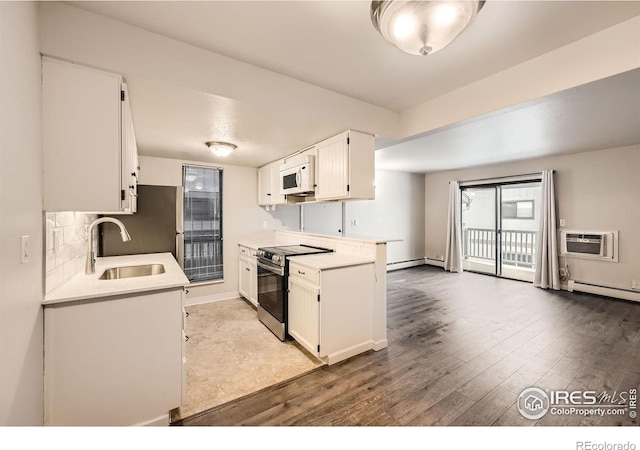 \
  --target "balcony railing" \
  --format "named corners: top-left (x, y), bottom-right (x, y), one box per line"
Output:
top-left (463, 228), bottom-right (537, 268)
